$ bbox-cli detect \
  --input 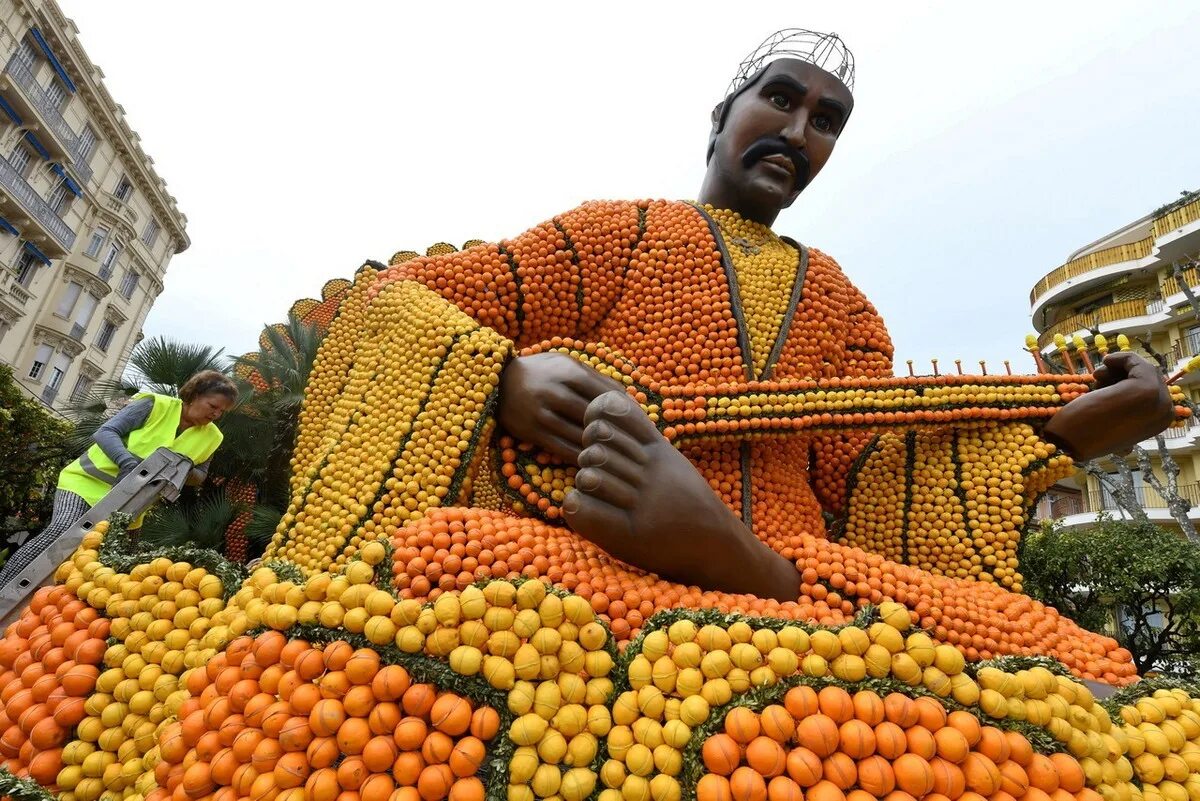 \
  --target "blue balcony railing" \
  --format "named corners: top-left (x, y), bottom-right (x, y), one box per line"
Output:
top-left (0, 153), bottom-right (75, 251)
top-left (3, 55), bottom-right (92, 185)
